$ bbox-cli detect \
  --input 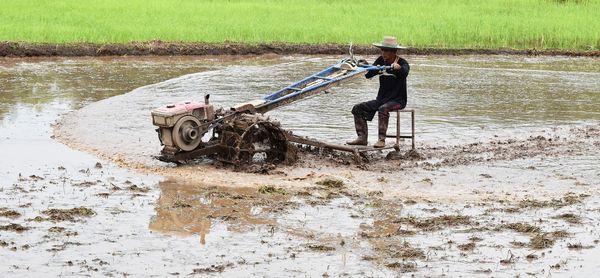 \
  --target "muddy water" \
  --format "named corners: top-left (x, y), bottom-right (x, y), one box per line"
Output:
top-left (2, 55), bottom-right (600, 276)
top-left (54, 55), bottom-right (600, 168)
